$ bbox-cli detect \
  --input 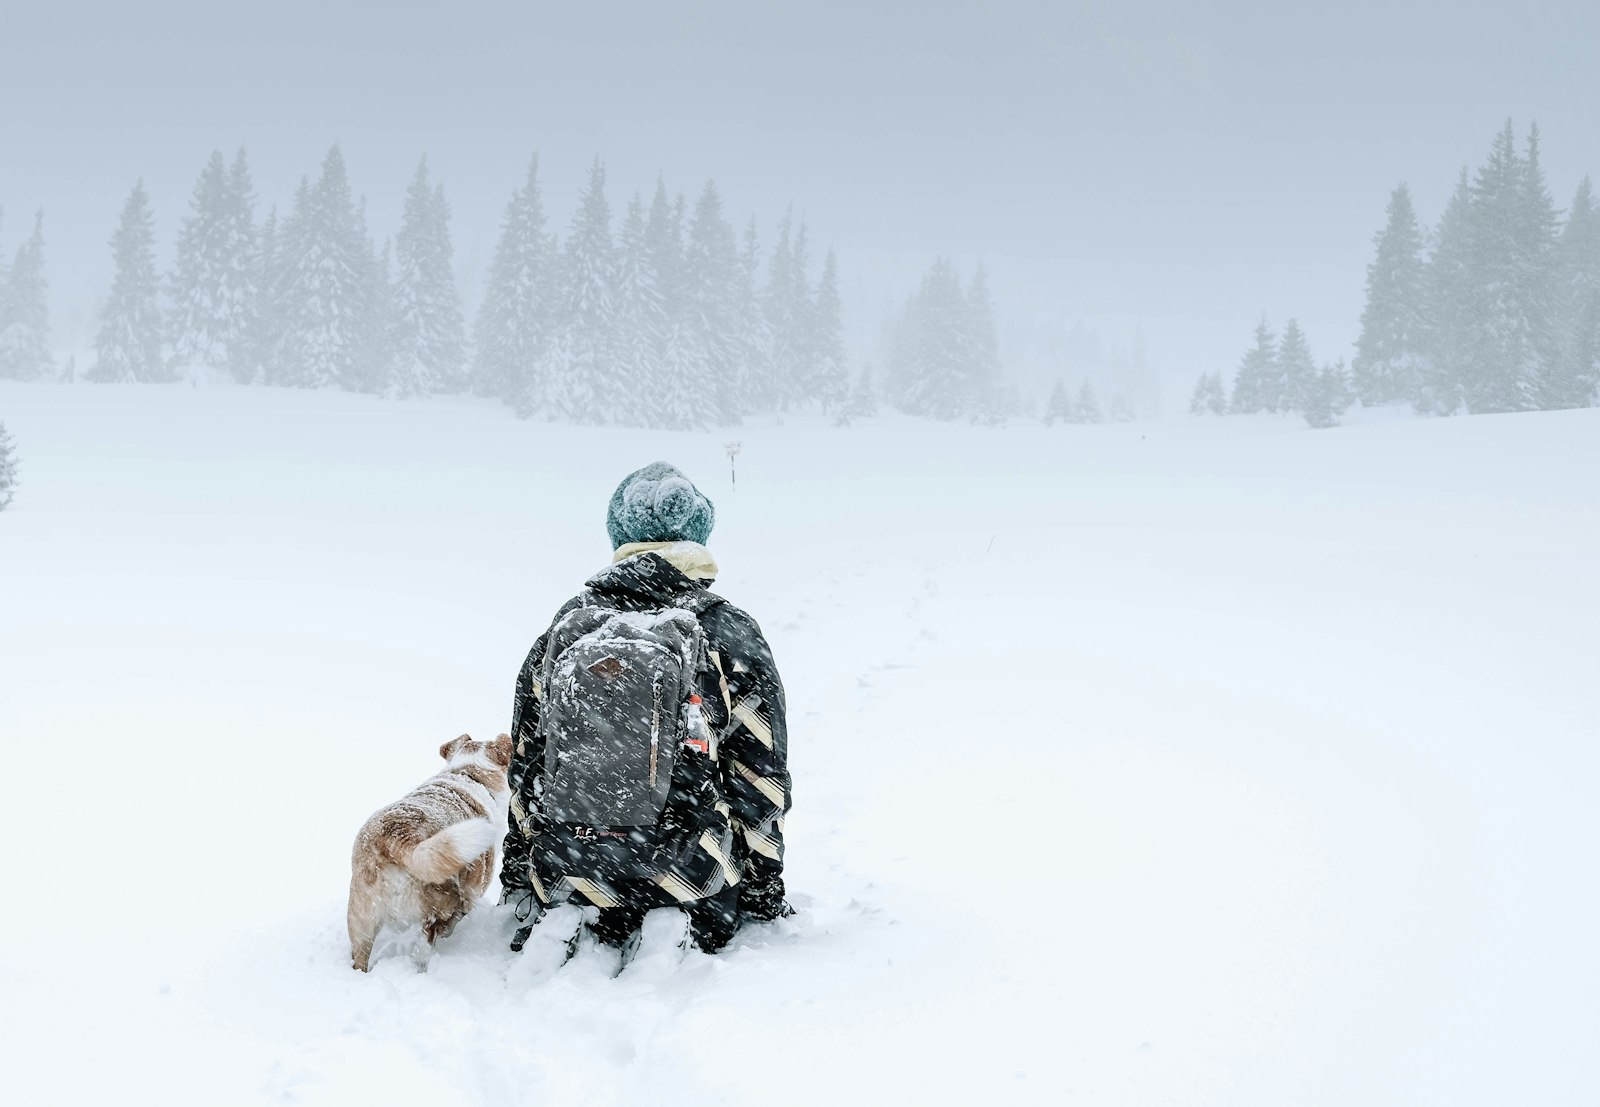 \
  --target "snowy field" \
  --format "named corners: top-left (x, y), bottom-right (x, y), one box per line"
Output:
top-left (1, 382), bottom-right (1597, 1107)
